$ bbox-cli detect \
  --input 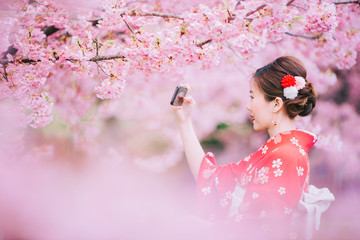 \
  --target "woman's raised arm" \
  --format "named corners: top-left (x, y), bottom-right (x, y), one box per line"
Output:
top-left (173, 91), bottom-right (205, 180)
